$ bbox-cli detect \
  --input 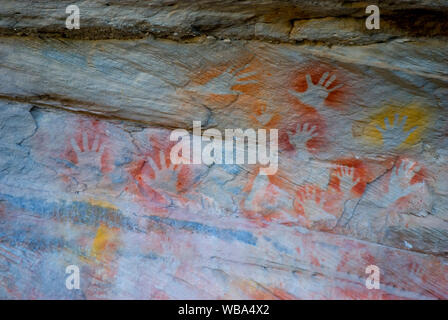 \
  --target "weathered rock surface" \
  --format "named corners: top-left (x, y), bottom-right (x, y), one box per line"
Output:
top-left (0, 1), bottom-right (447, 299)
top-left (1, 0), bottom-right (447, 42)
